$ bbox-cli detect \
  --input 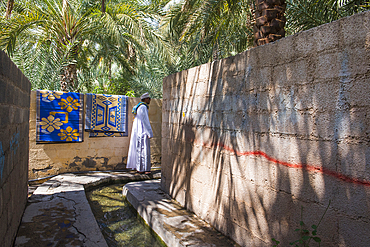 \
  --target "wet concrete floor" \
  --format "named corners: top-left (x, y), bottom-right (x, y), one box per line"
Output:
top-left (15, 171), bottom-right (238, 247)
